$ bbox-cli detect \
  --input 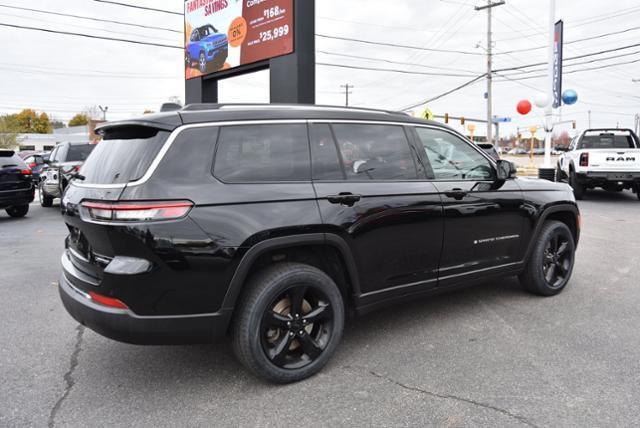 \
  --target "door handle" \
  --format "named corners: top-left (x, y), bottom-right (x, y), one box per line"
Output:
top-left (326, 192), bottom-right (361, 206)
top-left (444, 188), bottom-right (467, 200)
